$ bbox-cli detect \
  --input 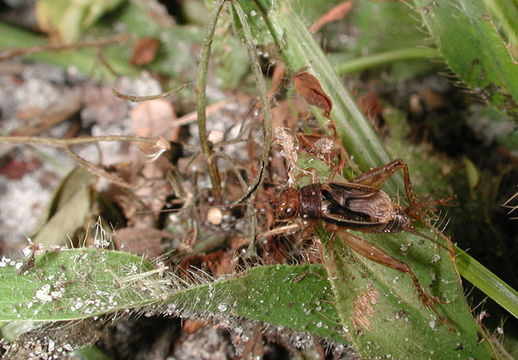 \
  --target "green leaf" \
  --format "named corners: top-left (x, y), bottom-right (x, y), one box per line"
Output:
top-left (0, 249), bottom-right (344, 343)
top-left (411, 0), bottom-right (518, 119)
top-left (318, 226), bottom-right (494, 359)
top-left (36, 0), bottom-right (124, 43)
top-left (0, 22), bottom-right (138, 80)
top-left (483, 0), bottom-right (518, 47)
top-left (163, 264), bottom-right (345, 343)
top-left (0, 249), bottom-right (154, 322)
